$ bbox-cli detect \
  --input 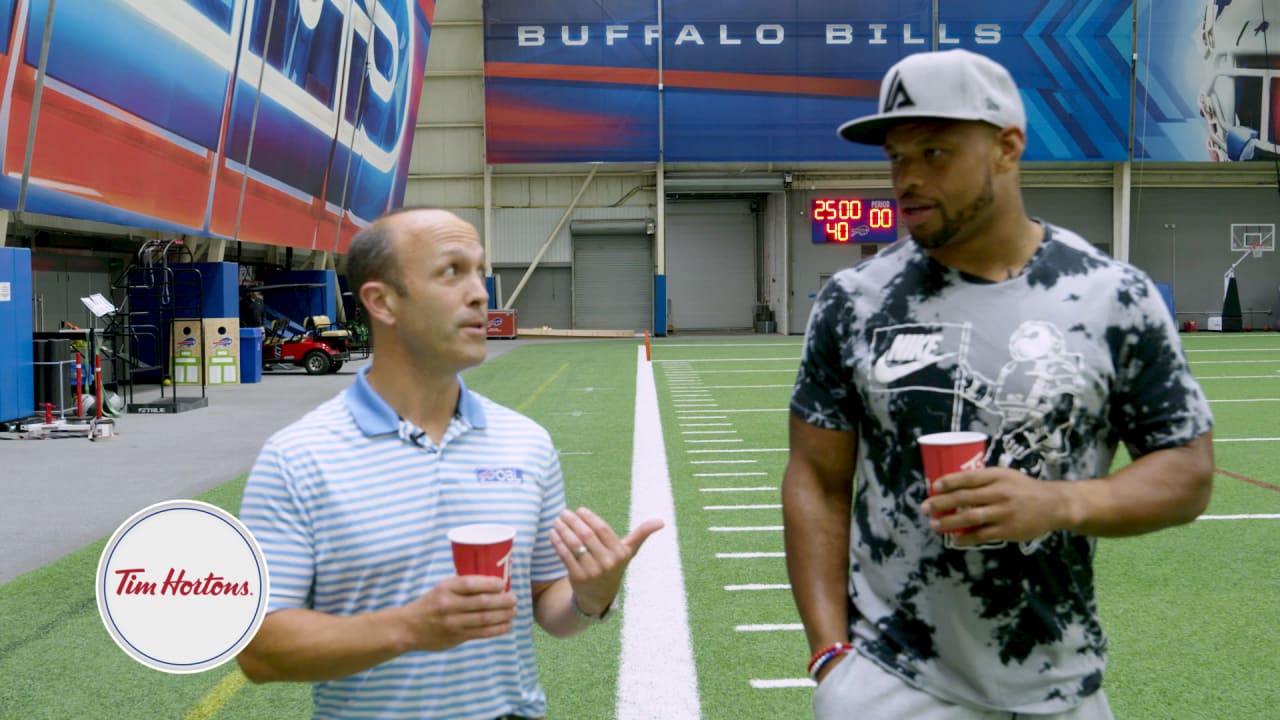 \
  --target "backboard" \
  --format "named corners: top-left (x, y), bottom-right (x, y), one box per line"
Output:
top-left (1230, 223), bottom-right (1275, 256)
